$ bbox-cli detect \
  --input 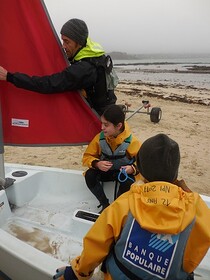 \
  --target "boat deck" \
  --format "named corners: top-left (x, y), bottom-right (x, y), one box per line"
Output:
top-left (0, 163), bottom-right (210, 280)
top-left (0, 164), bottom-right (113, 279)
